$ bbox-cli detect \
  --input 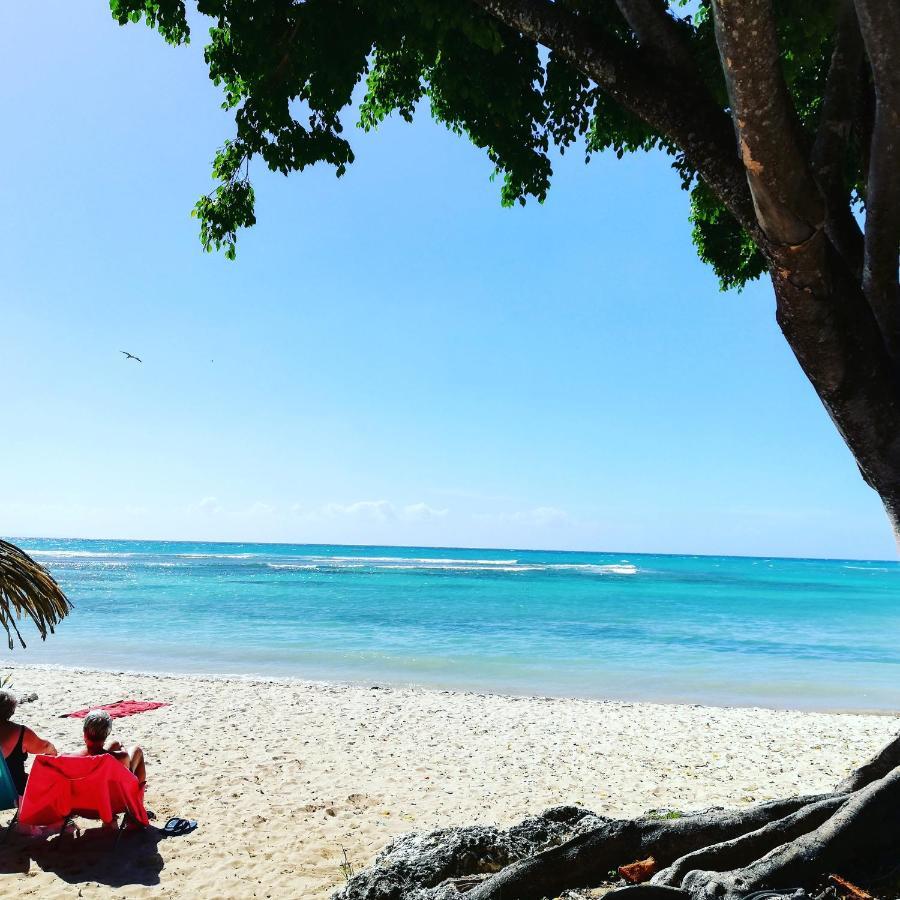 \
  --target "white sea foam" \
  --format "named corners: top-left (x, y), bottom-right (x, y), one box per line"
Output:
top-left (176, 553), bottom-right (257, 559)
top-left (543, 563), bottom-right (639, 575)
top-left (29, 550), bottom-right (136, 558)
top-left (265, 558), bottom-right (638, 575)
top-left (32, 549), bottom-right (638, 577)
top-left (378, 564), bottom-right (527, 572)
top-left (598, 563), bottom-right (639, 575)
top-left (325, 556), bottom-right (518, 566)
